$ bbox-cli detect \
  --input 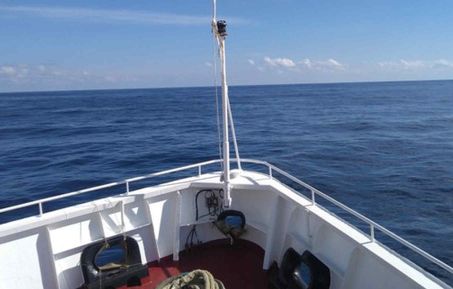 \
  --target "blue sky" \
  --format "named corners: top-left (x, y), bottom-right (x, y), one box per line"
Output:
top-left (1, 0), bottom-right (453, 92)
